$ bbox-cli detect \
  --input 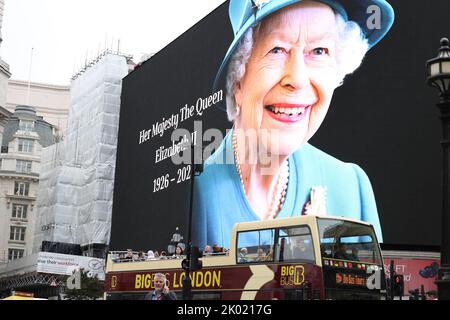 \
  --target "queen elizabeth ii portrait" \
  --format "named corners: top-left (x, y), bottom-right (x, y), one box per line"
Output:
top-left (192, 0), bottom-right (394, 248)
